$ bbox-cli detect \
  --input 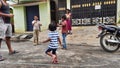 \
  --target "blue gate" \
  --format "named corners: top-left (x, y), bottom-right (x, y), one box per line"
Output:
top-left (26, 5), bottom-right (39, 31)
